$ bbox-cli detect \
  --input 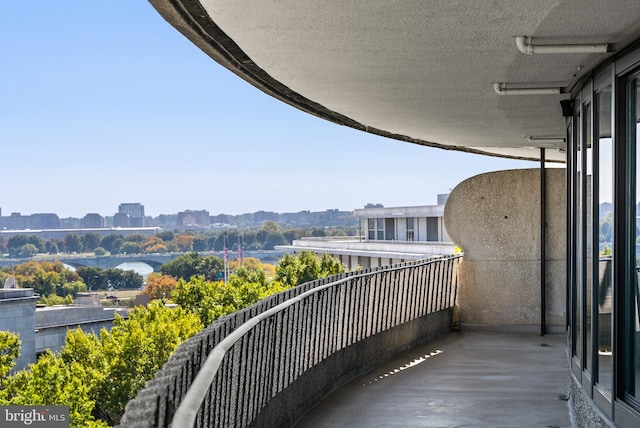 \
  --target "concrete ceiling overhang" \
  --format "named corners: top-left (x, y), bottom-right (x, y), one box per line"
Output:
top-left (149, 0), bottom-right (640, 162)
